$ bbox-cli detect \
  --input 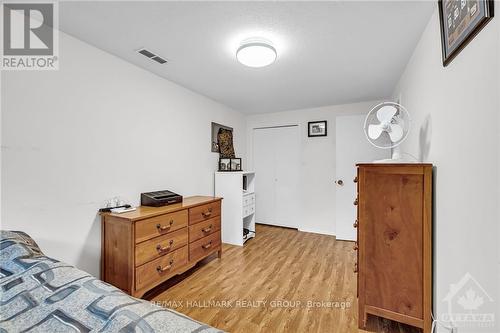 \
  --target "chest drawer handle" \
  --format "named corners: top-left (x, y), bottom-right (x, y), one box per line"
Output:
top-left (157, 220), bottom-right (174, 232)
top-left (354, 263), bottom-right (358, 273)
top-left (353, 176), bottom-right (358, 183)
top-left (353, 198), bottom-right (358, 206)
top-left (202, 241), bottom-right (213, 249)
top-left (202, 225), bottom-right (213, 233)
top-left (201, 208), bottom-right (213, 218)
top-left (157, 259), bottom-right (174, 273)
top-left (156, 240), bottom-right (174, 253)
top-left (353, 242), bottom-right (358, 251)
top-left (353, 220), bottom-right (358, 228)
